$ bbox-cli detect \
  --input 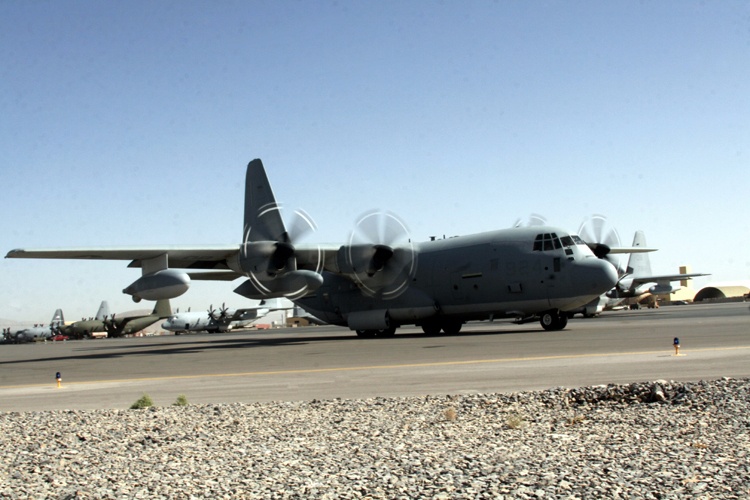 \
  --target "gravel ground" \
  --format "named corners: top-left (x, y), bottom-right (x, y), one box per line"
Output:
top-left (1, 378), bottom-right (748, 499)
